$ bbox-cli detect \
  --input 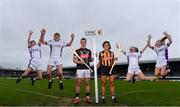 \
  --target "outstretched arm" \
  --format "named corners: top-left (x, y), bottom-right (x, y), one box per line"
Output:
top-left (140, 43), bottom-right (148, 54)
top-left (67, 33), bottom-right (75, 46)
top-left (140, 36), bottom-right (149, 54)
top-left (28, 30), bottom-right (33, 48)
top-left (147, 34), bottom-right (154, 50)
top-left (116, 43), bottom-right (125, 55)
top-left (40, 28), bottom-right (46, 45)
top-left (163, 31), bottom-right (172, 46)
